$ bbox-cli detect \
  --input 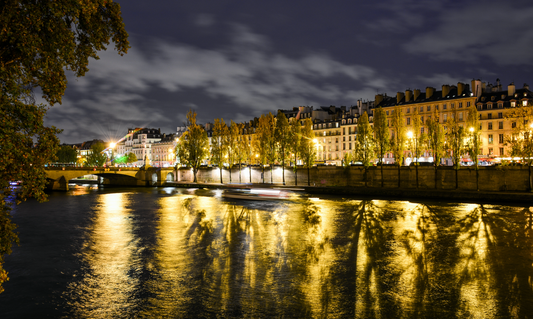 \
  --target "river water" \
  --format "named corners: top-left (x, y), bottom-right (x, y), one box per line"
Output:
top-left (1, 185), bottom-right (532, 318)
